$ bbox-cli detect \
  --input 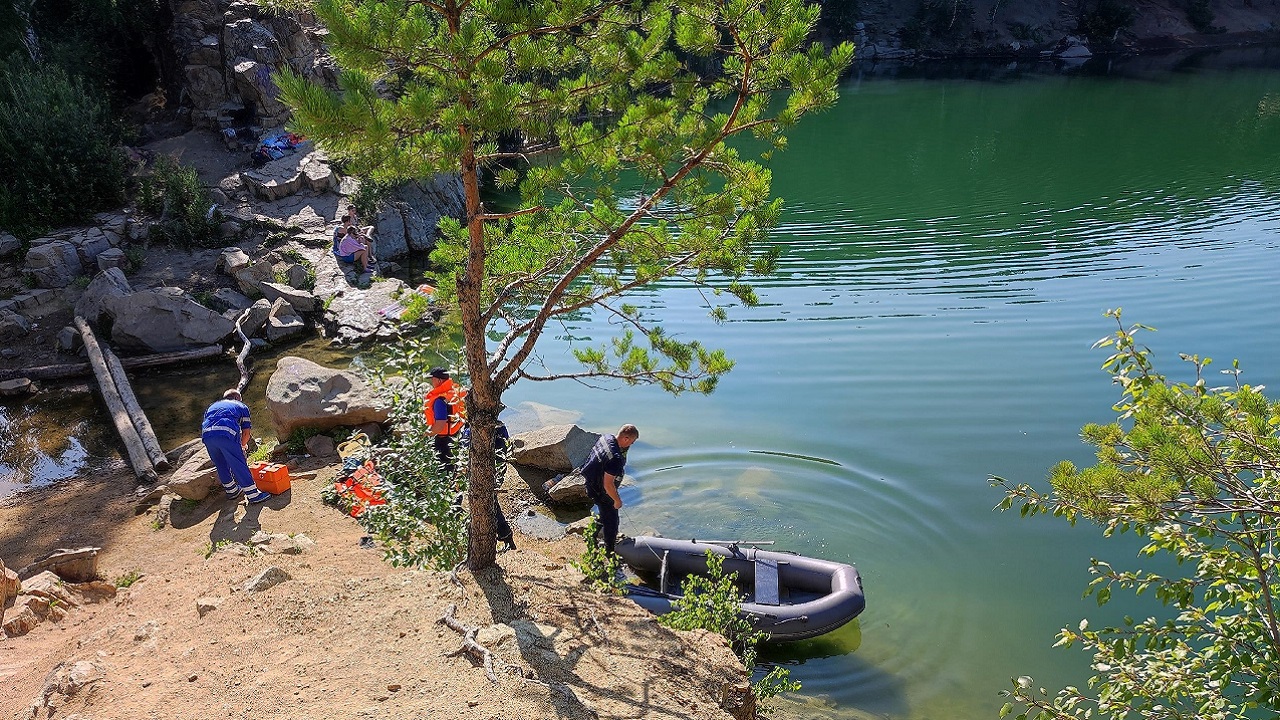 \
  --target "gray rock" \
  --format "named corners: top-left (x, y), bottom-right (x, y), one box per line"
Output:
top-left (74, 227), bottom-right (112, 265)
top-left (75, 268), bottom-right (132, 326)
top-left (371, 174), bottom-right (466, 260)
top-left (164, 446), bottom-right (220, 501)
top-left (0, 378), bottom-right (36, 397)
top-left (260, 281), bottom-right (318, 313)
top-left (233, 259), bottom-right (275, 295)
top-left (96, 247), bottom-right (127, 272)
top-left (265, 297), bottom-right (307, 342)
top-left (211, 288), bottom-right (253, 313)
top-left (0, 310), bottom-right (30, 338)
top-left (240, 149), bottom-right (335, 202)
top-left (219, 247), bottom-right (251, 275)
top-left (242, 566), bottom-right (291, 593)
top-left (56, 326), bottom-right (83, 353)
top-left (0, 231), bottom-right (22, 257)
top-left (266, 314), bottom-right (307, 342)
top-left (196, 596), bottom-right (223, 617)
top-left (13, 288), bottom-right (56, 310)
top-left (22, 240), bottom-right (82, 288)
top-left (304, 434), bottom-right (337, 457)
top-left (284, 263), bottom-right (310, 290)
top-left (105, 288), bottom-right (235, 352)
top-left (508, 425), bottom-right (600, 473)
top-left (239, 298), bottom-right (273, 338)
top-left (265, 356), bottom-right (392, 439)
top-left (544, 471), bottom-right (591, 504)
top-left (19, 547), bottom-right (101, 583)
